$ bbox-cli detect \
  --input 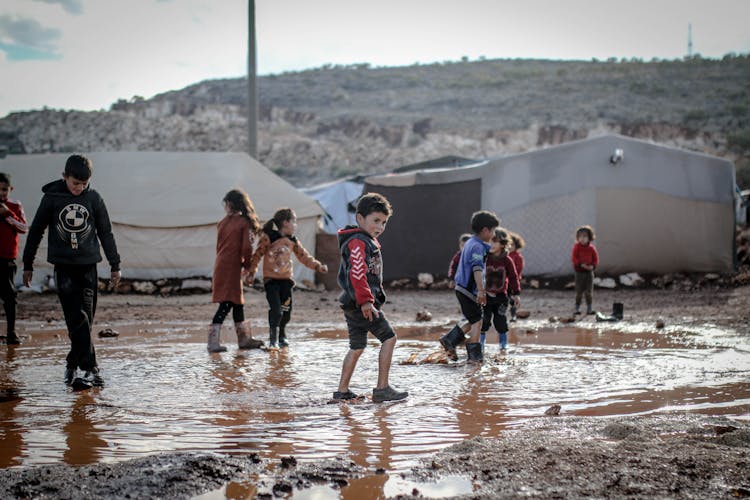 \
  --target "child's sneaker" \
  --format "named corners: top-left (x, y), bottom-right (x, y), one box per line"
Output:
top-left (509, 315), bottom-right (517, 323)
top-left (372, 385), bottom-right (408, 403)
top-left (332, 390), bottom-right (357, 400)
